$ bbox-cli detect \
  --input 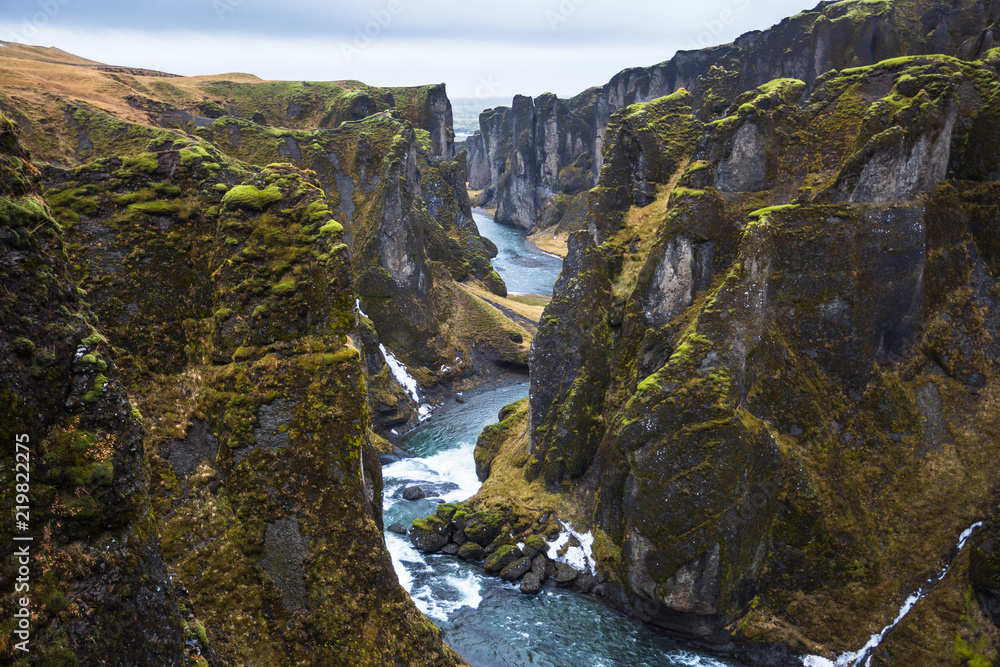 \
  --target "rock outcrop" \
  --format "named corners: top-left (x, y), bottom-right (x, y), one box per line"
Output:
top-left (0, 114), bottom-right (187, 665)
top-left (28, 132), bottom-right (468, 665)
top-left (468, 0), bottom-right (1000, 232)
top-left (508, 37), bottom-right (1000, 665)
top-left (0, 43), bottom-right (529, 435)
top-left (0, 46), bottom-right (487, 665)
